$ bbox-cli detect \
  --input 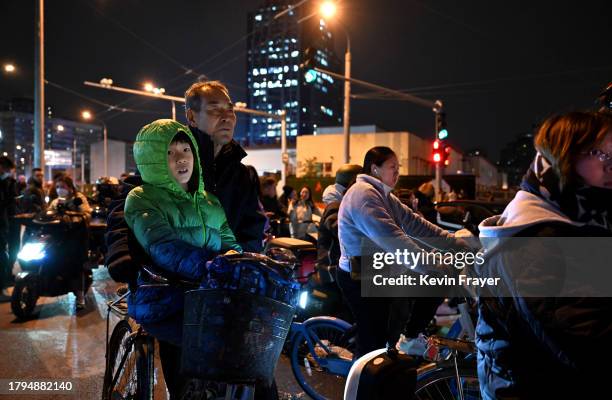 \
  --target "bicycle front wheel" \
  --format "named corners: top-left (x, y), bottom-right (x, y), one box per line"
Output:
top-left (415, 361), bottom-right (480, 400)
top-left (102, 320), bottom-right (153, 400)
top-left (290, 320), bottom-right (355, 400)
